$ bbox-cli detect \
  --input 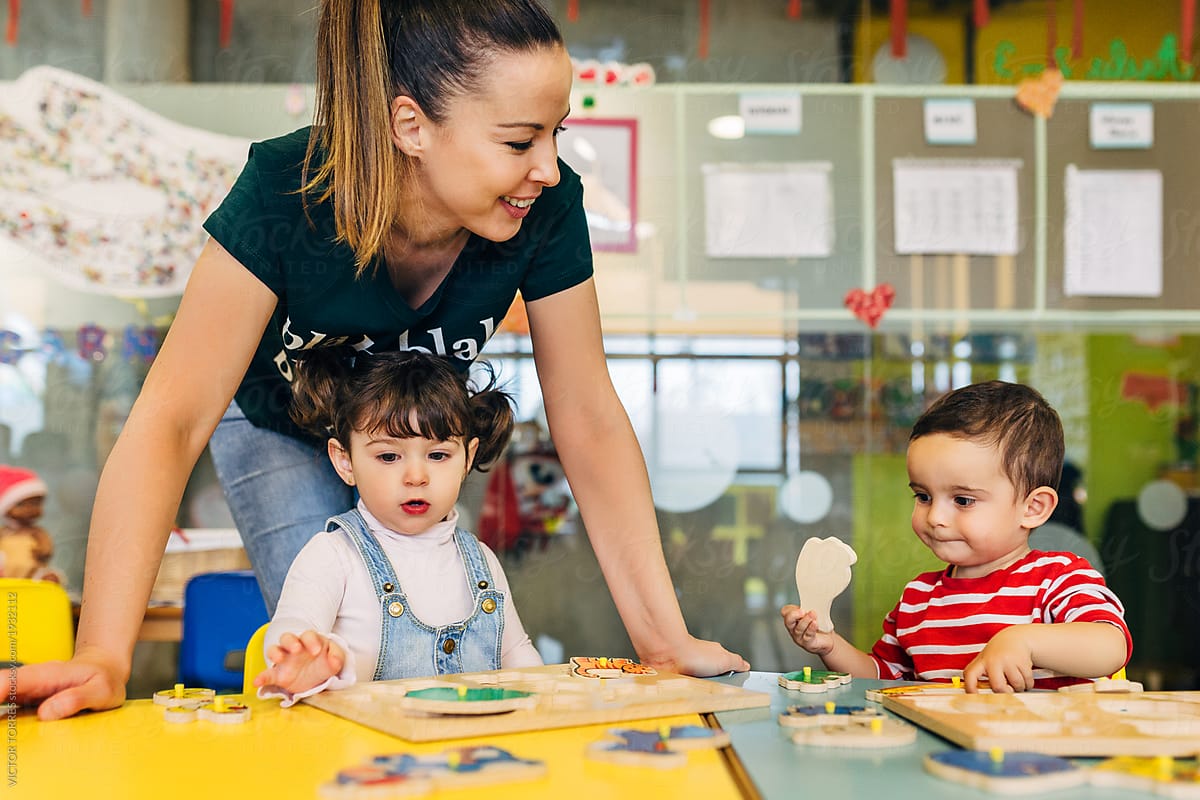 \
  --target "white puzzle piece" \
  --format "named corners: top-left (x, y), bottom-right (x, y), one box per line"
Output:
top-left (794, 536), bottom-right (857, 632)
